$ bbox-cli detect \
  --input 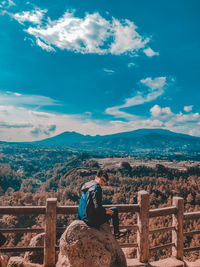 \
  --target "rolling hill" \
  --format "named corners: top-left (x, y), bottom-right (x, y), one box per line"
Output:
top-left (33, 129), bottom-right (200, 155)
